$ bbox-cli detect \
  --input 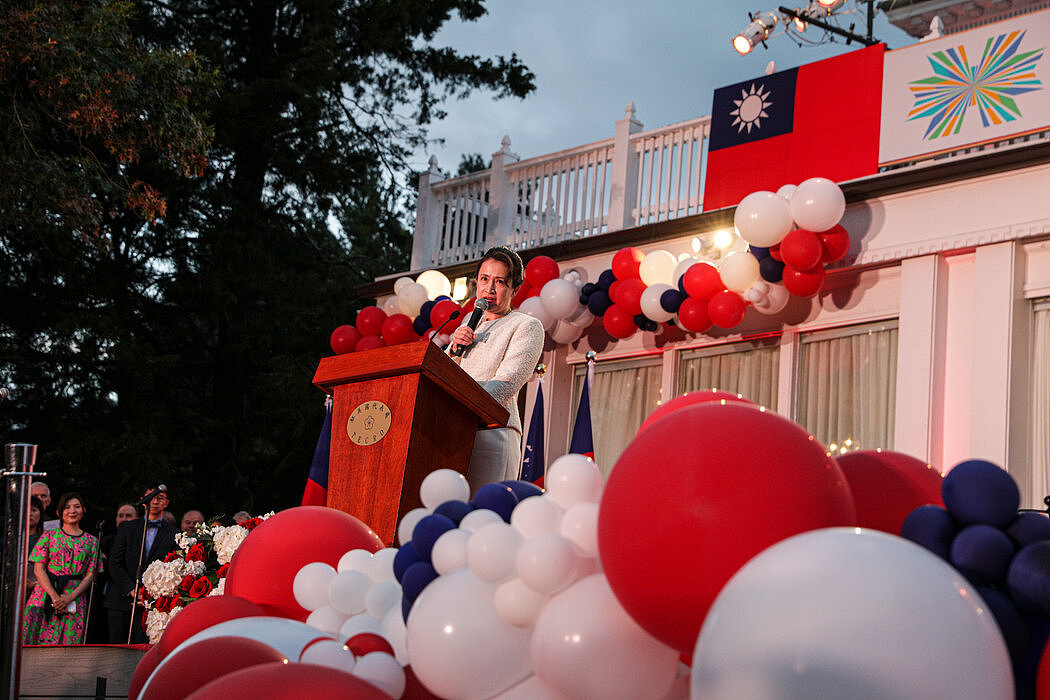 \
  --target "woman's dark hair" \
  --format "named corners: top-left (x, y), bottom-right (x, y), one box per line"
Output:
top-left (29, 496), bottom-right (44, 534)
top-left (55, 491), bottom-right (86, 515)
top-left (475, 246), bottom-right (525, 289)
